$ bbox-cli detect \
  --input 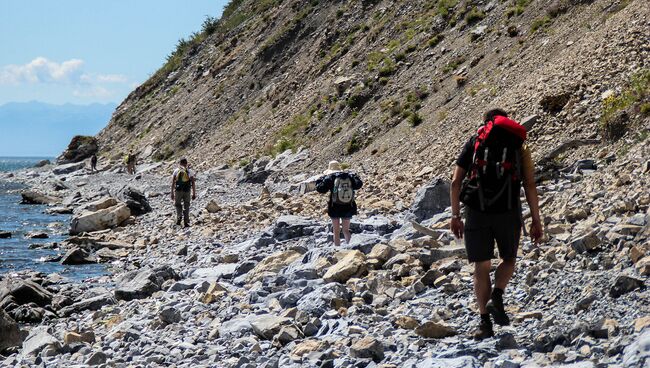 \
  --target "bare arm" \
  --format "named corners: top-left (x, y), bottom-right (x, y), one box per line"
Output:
top-left (171, 174), bottom-right (176, 200)
top-left (450, 166), bottom-right (466, 238)
top-left (191, 177), bottom-right (197, 199)
top-left (521, 147), bottom-right (543, 242)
